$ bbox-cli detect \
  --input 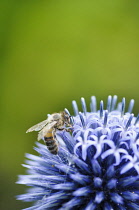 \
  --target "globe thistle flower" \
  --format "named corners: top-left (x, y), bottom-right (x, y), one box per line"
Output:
top-left (17, 95), bottom-right (139, 210)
